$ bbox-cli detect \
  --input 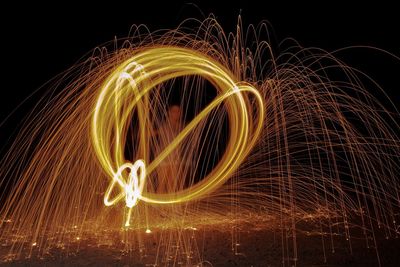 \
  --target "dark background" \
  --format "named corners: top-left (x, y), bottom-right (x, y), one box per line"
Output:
top-left (1, 1), bottom-right (399, 146)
